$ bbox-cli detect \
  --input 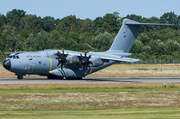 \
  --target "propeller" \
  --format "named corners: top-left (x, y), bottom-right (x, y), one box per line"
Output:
top-left (79, 51), bottom-right (92, 74)
top-left (55, 48), bottom-right (68, 70)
